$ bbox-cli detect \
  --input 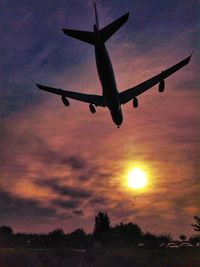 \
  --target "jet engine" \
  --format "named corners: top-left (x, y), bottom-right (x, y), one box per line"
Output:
top-left (159, 80), bottom-right (165, 92)
top-left (89, 103), bottom-right (96, 113)
top-left (61, 96), bottom-right (70, 106)
top-left (133, 97), bottom-right (138, 108)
